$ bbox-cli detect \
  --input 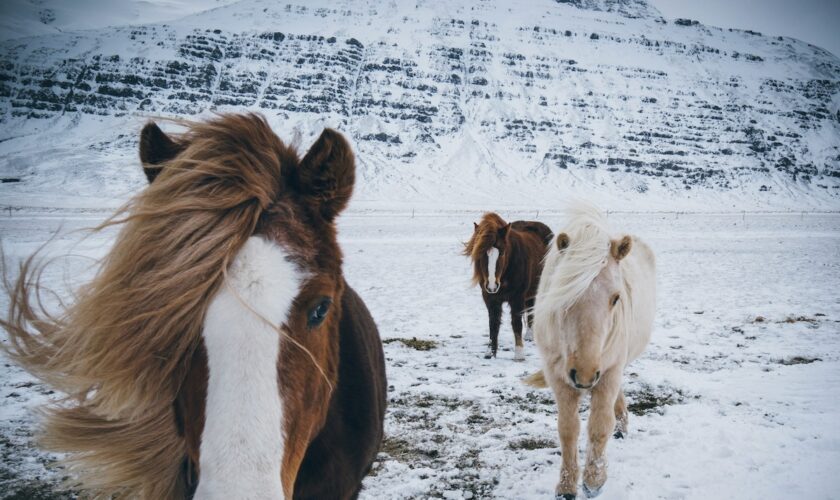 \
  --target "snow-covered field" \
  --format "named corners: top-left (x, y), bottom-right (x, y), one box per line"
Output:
top-left (1, 208), bottom-right (838, 499)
